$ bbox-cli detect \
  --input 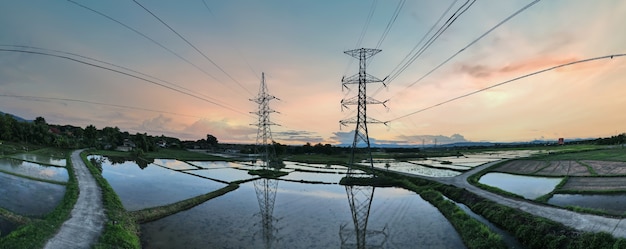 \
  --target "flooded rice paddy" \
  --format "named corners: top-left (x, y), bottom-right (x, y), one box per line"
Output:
top-left (478, 172), bottom-right (563, 199)
top-left (0, 154), bottom-right (68, 219)
top-left (0, 170), bottom-right (66, 217)
top-left (140, 182), bottom-right (465, 249)
top-left (9, 153), bottom-right (67, 167)
top-left (548, 194), bottom-right (626, 215)
top-left (0, 157), bottom-right (68, 182)
top-left (94, 156), bottom-right (466, 248)
top-left (89, 155), bottom-right (228, 211)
